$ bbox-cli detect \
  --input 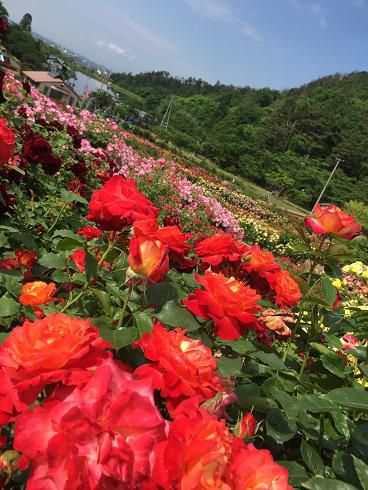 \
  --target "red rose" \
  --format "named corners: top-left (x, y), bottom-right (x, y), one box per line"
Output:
top-left (23, 134), bottom-right (52, 163)
top-left (0, 18), bottom-right (8, 35)
top-left (305, 204), bottom-right (361, 240)
top-left (15, 250), bottom-right (37, 269)
top-left (0, 116), bottom-right (14, 166)
top-left (134, 322), bottom-right (225, 414)
top-left (77, 225), bottom-right (102, 241)
top-left (14, 358), bottom-right (167, 489)
top-left (69, 249), bottom-right (86, 273)
top-left (266, 269), bottom-right (302, 308)
top-left (0, 313), bottom-right (111, 403)
top-left (244, 245), bottom-right (279, 276)
top-left (195, 233), bottom-right (247, 267)
top-left (182, 271), bottom-right (262, 340)
top-left (86, 175), bottom-right (159, 230)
